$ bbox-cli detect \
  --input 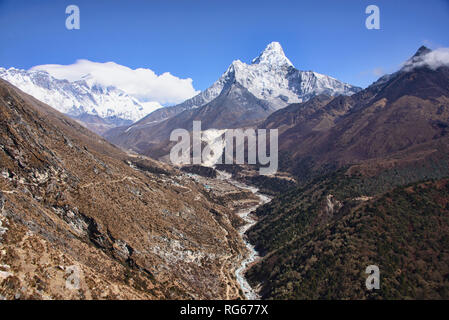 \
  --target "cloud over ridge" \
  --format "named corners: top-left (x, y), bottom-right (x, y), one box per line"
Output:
top-left (403, 47), bottom-right (449, 71)
top-left (31, 59), bottom-right (199, 105)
